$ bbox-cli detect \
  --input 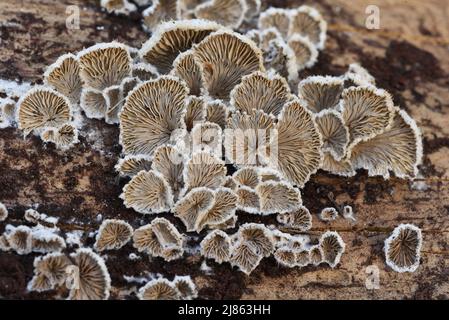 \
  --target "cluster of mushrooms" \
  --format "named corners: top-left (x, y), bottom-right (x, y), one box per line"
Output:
top-left (0, 0), bottom-right (425, 300)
